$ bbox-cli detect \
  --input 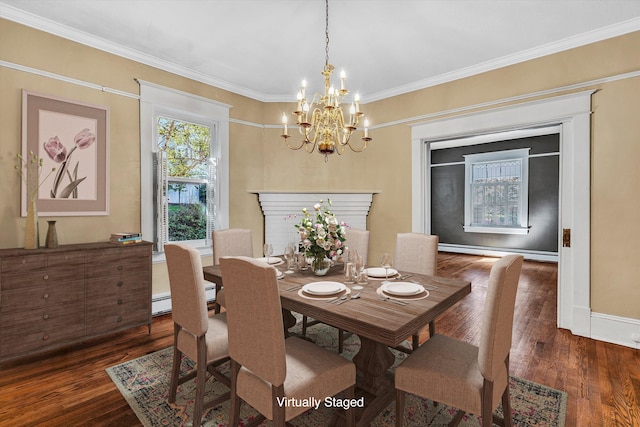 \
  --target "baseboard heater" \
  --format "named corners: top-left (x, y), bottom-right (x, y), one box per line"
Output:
top-left (151, 284), bottom-right (217, 316)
